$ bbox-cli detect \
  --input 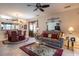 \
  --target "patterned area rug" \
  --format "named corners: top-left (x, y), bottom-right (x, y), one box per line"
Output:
top-left (20, 43), bottom-right (63, 56)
